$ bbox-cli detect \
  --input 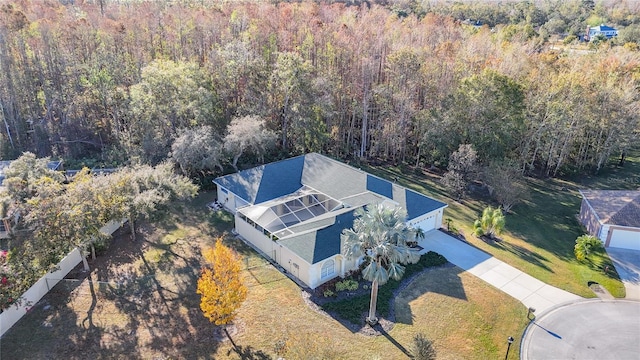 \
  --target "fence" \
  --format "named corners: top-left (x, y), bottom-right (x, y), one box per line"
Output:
top-left (0, 248), bottom-right (82, 337)
top-left (0, 219), bottom-right (125, 337)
